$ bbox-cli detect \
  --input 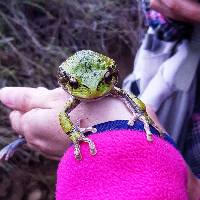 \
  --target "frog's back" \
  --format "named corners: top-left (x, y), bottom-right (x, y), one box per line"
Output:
top-left (60, 50), bottom-right (114, 76)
